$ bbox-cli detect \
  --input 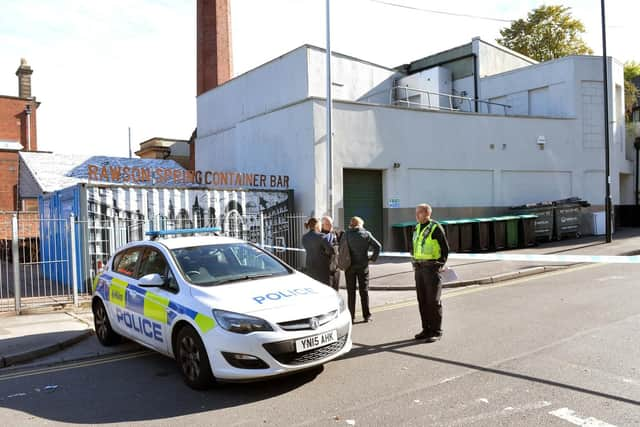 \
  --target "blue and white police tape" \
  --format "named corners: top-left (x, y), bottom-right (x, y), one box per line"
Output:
top-left (261, 244), bottom-right (306, 252)
top-left (260, 244), bottom-right (640, 264)
top-left (380, 251), bottom-right (640, 264)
